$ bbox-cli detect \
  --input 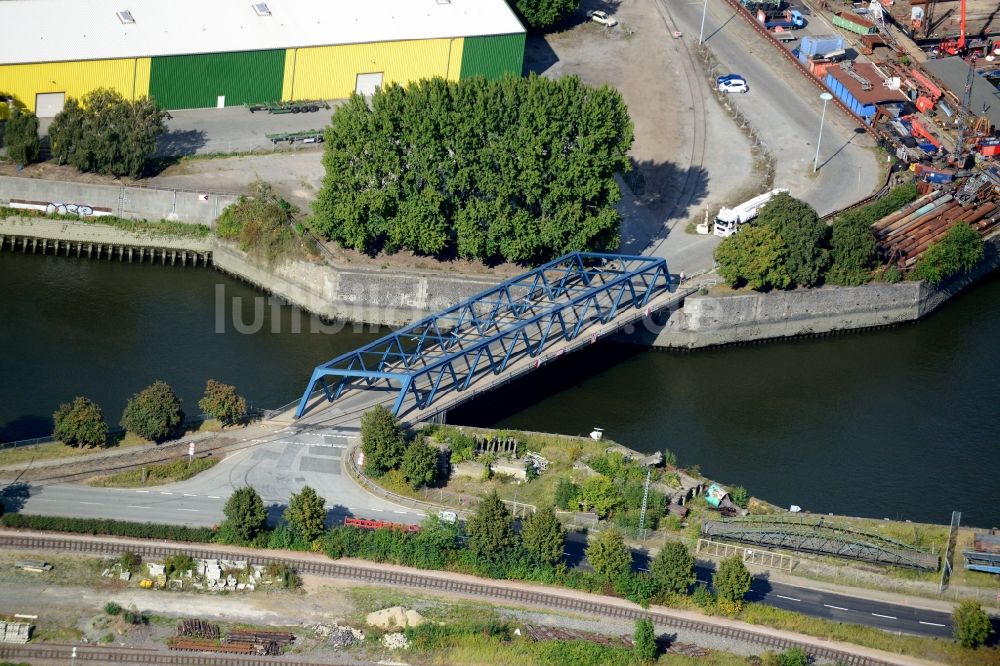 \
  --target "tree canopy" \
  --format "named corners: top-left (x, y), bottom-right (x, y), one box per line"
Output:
top-left (360, 405), bottom-right (407, 477)
top-left (198, 380), bottom-right (247, 426)
top-left (511, 0), bottom-right (579, 31)
top-left (713, 555), bottom-right (752, 605)
top-left (586, 528), bottom-right (632, 580)
top-left (119, 380), bottom-right (184, 443)
top-left (649, 541), bottom-right (695, 596)
top-left (284, 485), bottom-right (327, 542)
top-left (313, 74), bottom-right (633, 264)
top-left (53, 396), bottom-right (109, 448)
top-left (633, 617), bottom-right (657, 664)
top-left (466, 491), bottom-right (518, 563)
top-left (756, 193), bottom-right (829, 287)
top-left (520, 506), bottom-right (566, 565)
top-left (400, 439), bottom-right (439, 489)
top-left (913, 222), bottom-right (984, 285)
top-left (222, 486), bottom-right (268, 544)
top-left (48, 88), bottom-right (166, 179)
top-left (714, 224), bottom-right (792, 291)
